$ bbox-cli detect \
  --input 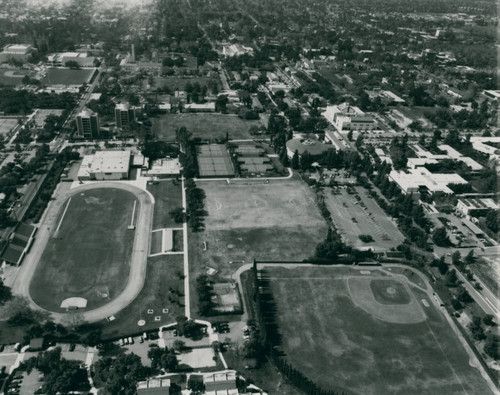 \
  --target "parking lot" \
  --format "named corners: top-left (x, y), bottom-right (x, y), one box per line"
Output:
top-left (324, 186), bottom-right (404, 251)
